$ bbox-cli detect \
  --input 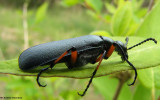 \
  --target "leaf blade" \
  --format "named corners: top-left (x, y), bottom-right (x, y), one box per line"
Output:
top-left (135, 1), bottom-right (160, 40)
top-left (0, 37), bottom-right (159, 78)
top-left (111, 2), bottom-right (132, 36)
top-left (35, 2), bottom-right (49, 24)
